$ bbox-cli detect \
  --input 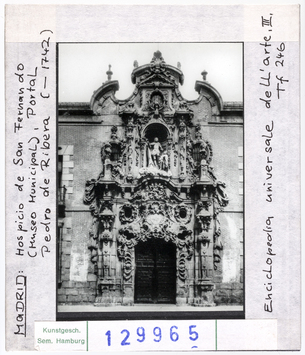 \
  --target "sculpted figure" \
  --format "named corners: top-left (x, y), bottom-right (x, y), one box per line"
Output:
top-left (153, 103), bottom-right (161, 118)
top-left (160, 149), bottom-right (169, 171)
top-left (102, 250), bottom-right (110, 277)
top-left (149, 137), bottom-right (163, 168)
